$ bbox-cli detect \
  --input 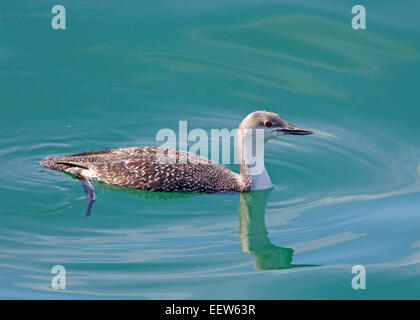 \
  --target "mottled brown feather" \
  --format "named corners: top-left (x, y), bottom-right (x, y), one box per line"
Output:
top-left (41, 147), bottom-right (246, 193)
